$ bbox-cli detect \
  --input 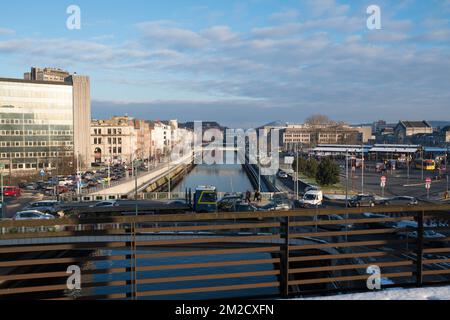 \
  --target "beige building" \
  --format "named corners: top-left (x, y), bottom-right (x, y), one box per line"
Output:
top-left (0, 69), bottom-right (91, 173)
top-left (91, 116), bottom-right (152, 165)
top-left (283, 124), bottom-right (362, 149)
top-left (24, 67), bottom-right (71, 83)
top-left (394, 121), bottom-right (433, 144)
